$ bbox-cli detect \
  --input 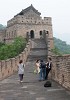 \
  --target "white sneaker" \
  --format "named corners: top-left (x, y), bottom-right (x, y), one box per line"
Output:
top-left (20, 81), bottom-right (23, 83)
